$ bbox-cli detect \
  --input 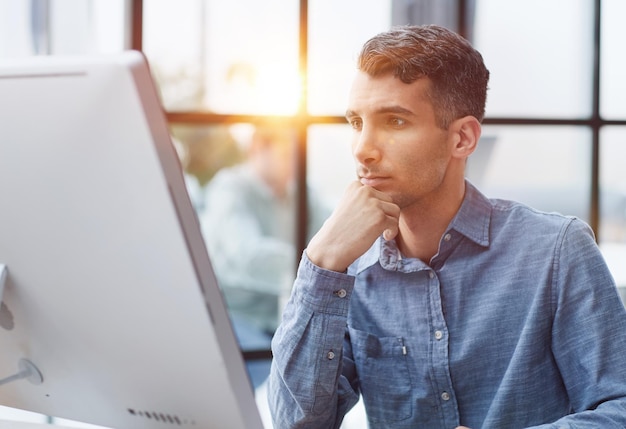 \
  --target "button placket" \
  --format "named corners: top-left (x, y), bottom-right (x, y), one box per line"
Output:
top-left (425, 266), bottom-right (457, 425)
